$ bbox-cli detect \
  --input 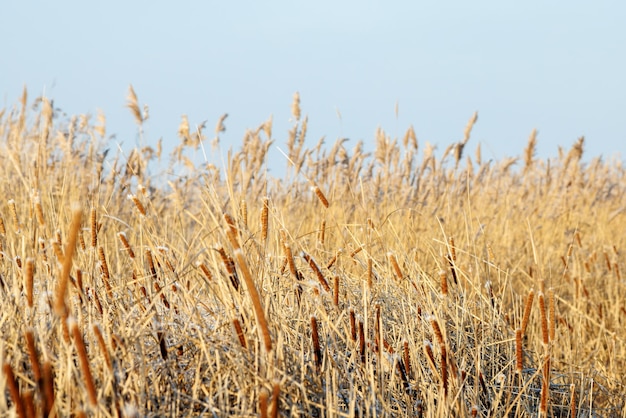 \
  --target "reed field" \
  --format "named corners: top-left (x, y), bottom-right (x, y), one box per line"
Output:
top-left (1, 87), bottom-right (626, 417)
